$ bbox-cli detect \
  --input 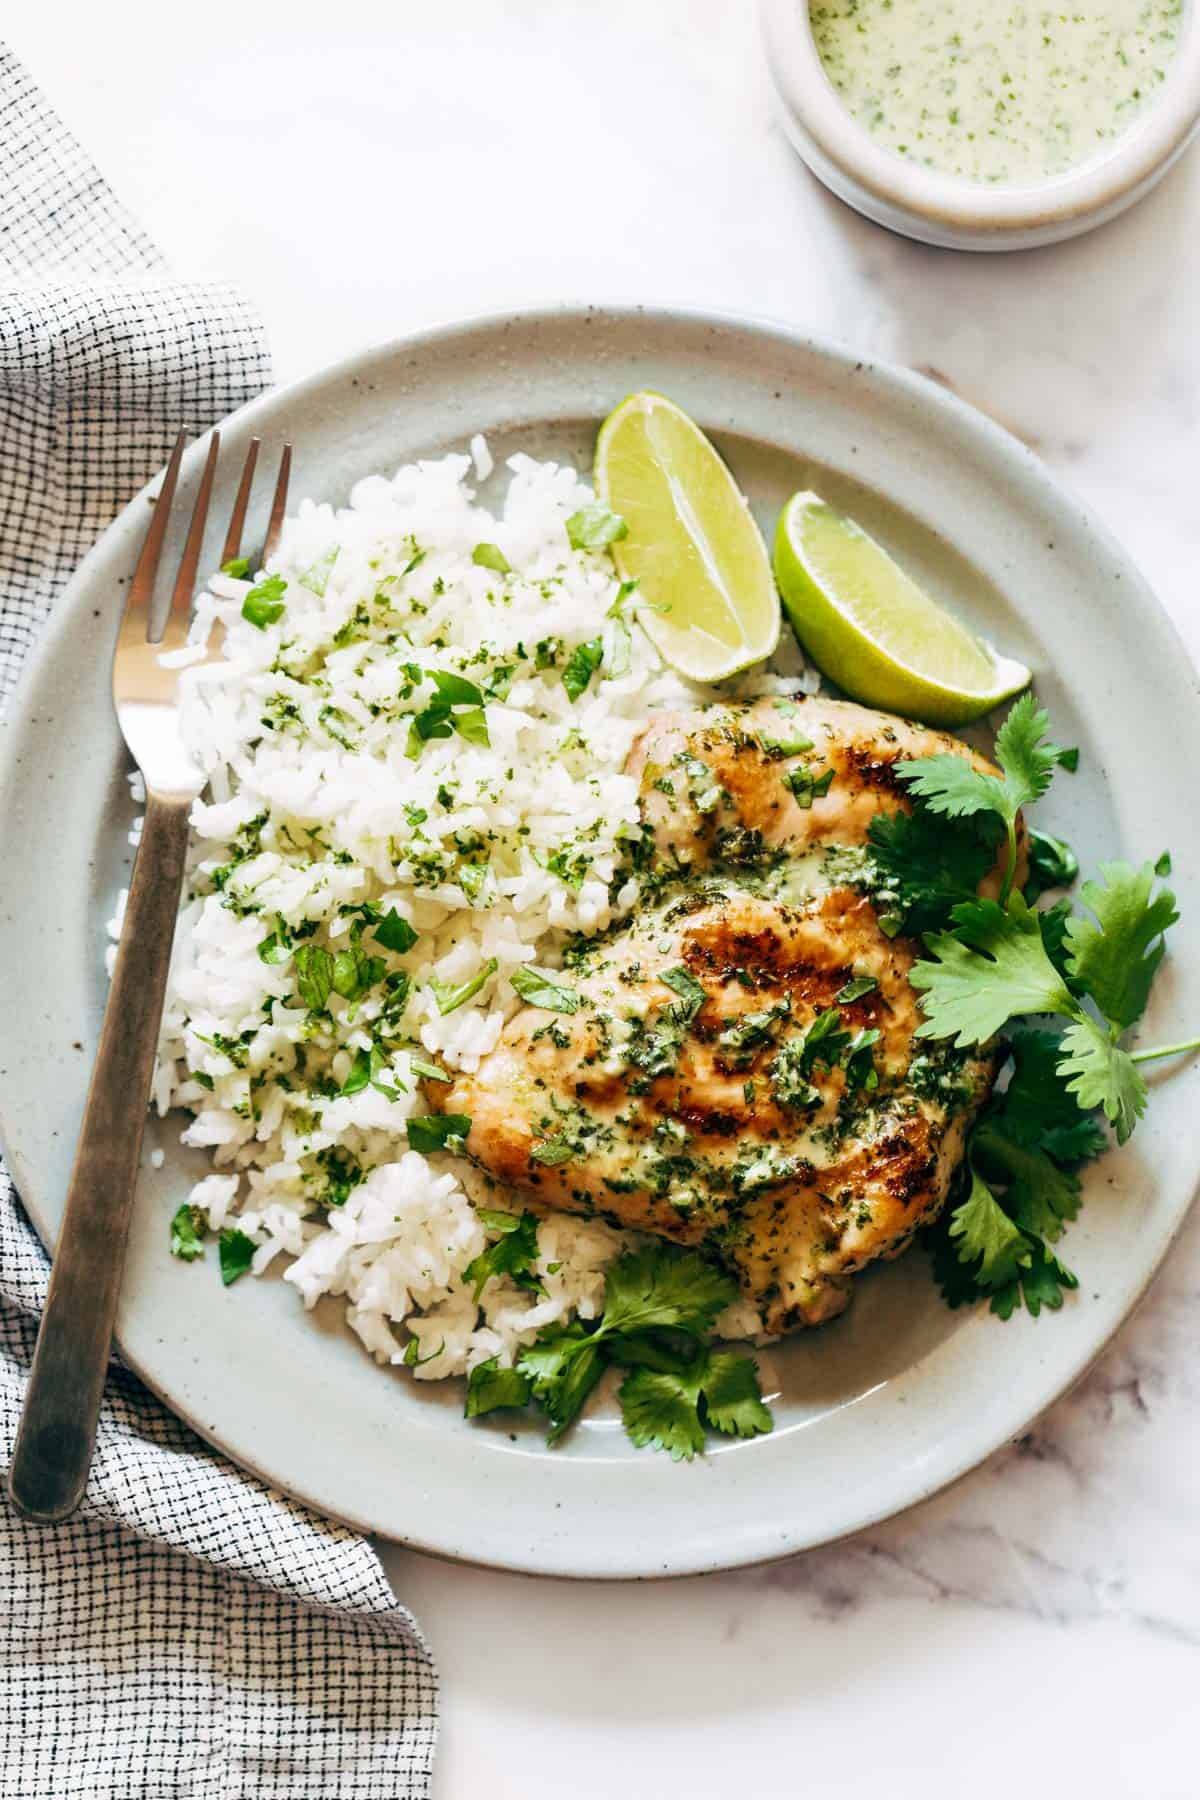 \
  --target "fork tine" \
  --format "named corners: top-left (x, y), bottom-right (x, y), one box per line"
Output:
top-left (155, 433), bottom-right (220, 648)
top-left (122, 430), bottom-right (187, 637)
top-left (220, 437), bottom-right (260, 566)
top-left (262, 445), bottom-right (292, 565)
